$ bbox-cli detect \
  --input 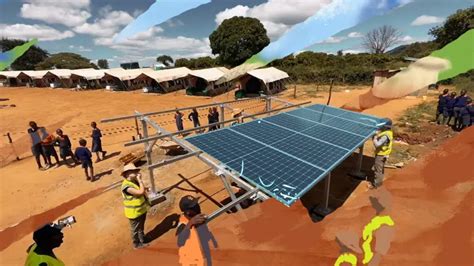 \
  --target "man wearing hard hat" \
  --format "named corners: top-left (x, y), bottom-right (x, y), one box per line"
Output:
top-left (370, 118), bottom-right (393, 189)
top-left (121, 164), bottom-right (150, 249)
